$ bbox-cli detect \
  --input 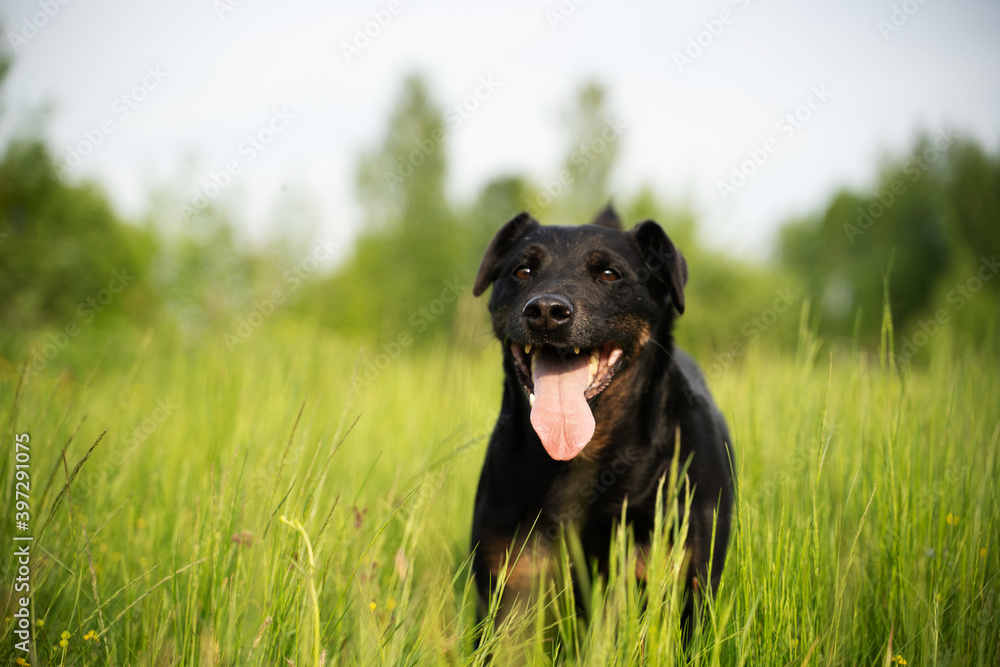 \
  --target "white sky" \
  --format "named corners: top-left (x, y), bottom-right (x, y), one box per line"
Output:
top-left (2, 0), bottom-right (998, 261)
